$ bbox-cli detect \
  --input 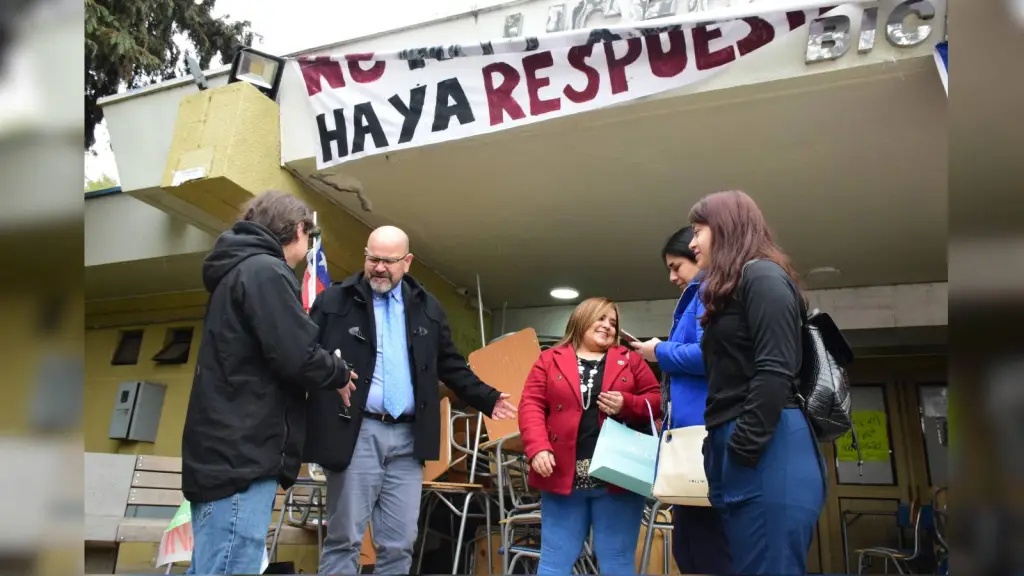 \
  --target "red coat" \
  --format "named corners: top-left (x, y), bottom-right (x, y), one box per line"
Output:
top-left (518, 344), bottom-right (662, 496)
